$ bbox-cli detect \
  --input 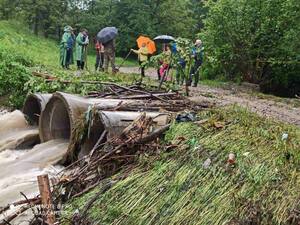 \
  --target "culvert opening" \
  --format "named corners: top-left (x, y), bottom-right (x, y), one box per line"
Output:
top-left (40, 96), bottom-right (72, 142)
top-left (79, 115), bottom-right (106, 158)
top-left (23, 95), bottom-right (42, 126)
top-left (51, 101), bottom-right (71, 140)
